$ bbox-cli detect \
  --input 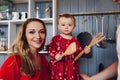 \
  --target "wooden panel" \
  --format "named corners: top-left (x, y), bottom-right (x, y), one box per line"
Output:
top-left (0, 1), bottom-right (119, 80)
top-left (14, 0), bottom-right (28, 3)
top-left (57, 0), bottom-right (118, 78)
